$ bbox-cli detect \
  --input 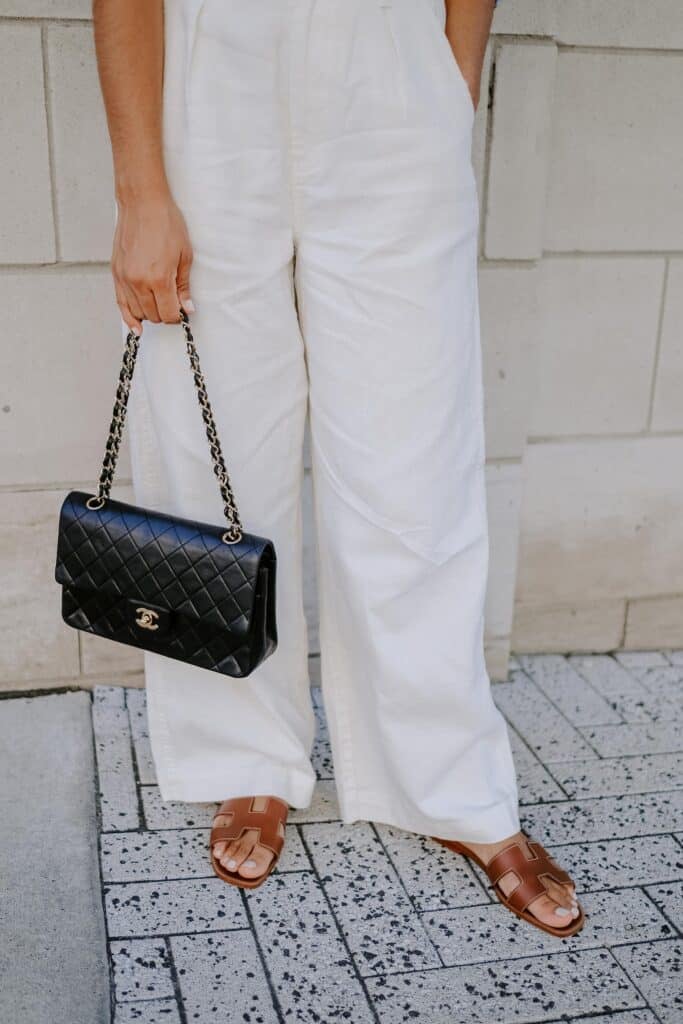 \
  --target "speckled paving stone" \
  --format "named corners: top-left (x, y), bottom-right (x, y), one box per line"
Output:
top-left (110, 938), bottom-right (174, 1002)
top-left (302, 821), bottom-right (440, 976)
top-left (521, 792), bottom-right (683, 846)
top-left (580, 720), bottom-right (683, 757)
top-left (613, 939), bottom-right (682, 1024)
top-left (518, 761), bottom-right (567, 805)
top-left (171, 931), bottom-right (278, 1023)
top-left (365, 948), bottom-right (644, 1023)
top-left (93, 686), bottom-right (140, 832)
top-left (550, 752), bottom-right (683, 799)
top-left (422, 887), bottom-right (672, 967)
top-left (101, 829), bottom-right (210, 883)
top-left (375, 824), bottom-right (492, 912)
top-left (636, 665), bottom-right (683, 700)
top-left (517, 654), bottom-right (622, 725)
top-left (602, 689), bottom-right (676, 724)
top-left (97, 685), bottom-right (126, 710)
top-left (571, 656), bottom-right (679, 722)
top-left (505, 721), bottom-right (566, 803)
top-left (113, 998), bottom-right (182, 1023)
top-left (246, 872), bottom-right (376, 1023)
top-left (545, 1013), bottom-right (659, 1024)
top-left (288, 779), bottom-right (341, 822)
top-left (126, 688), bottom-right (157, 785)
top-left (616, 651), bottom-right (670, 670)
top-left (493, 673), bottom-right (598, 763)
top-left (105, 877), bottom-right (246, 938)
top-left (667, 650), bottom-right (683, 666)
top-left (646, 880), bottom-right (683, 931)
top-left (141, 787), bottom-right (217, 830)
top-left (571, 654), bottom-right (658, 703)
top-left (311, 687), bottom-right (334, 780)
top-left (505, 721), bottom-right (544, 770)
top-left (547, 836), bottom-right (683, 892)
